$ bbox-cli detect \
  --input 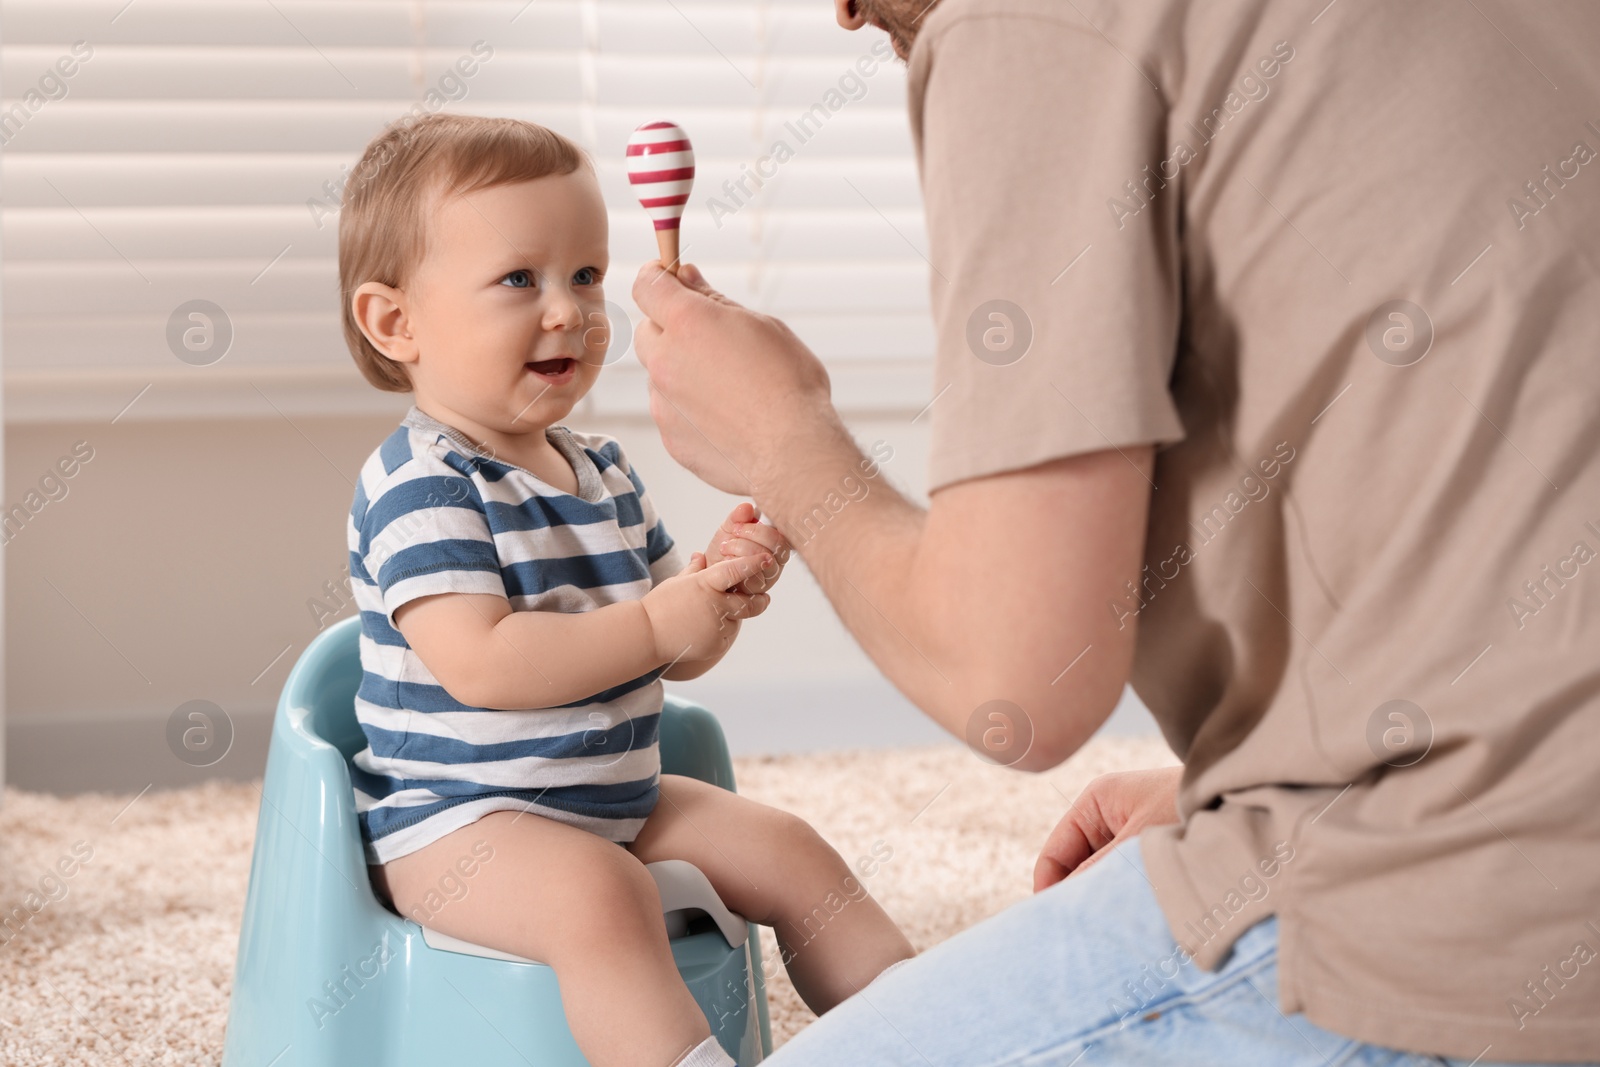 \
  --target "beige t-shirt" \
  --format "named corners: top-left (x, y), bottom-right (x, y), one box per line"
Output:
top-left (909, 0), bottom-right (1600, 1059)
